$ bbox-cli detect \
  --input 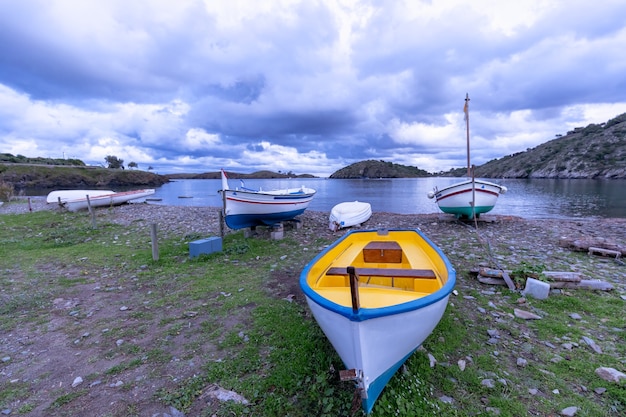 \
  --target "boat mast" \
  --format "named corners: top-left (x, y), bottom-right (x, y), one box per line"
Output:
top-left (464, 93), bottom-right (471, 177)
